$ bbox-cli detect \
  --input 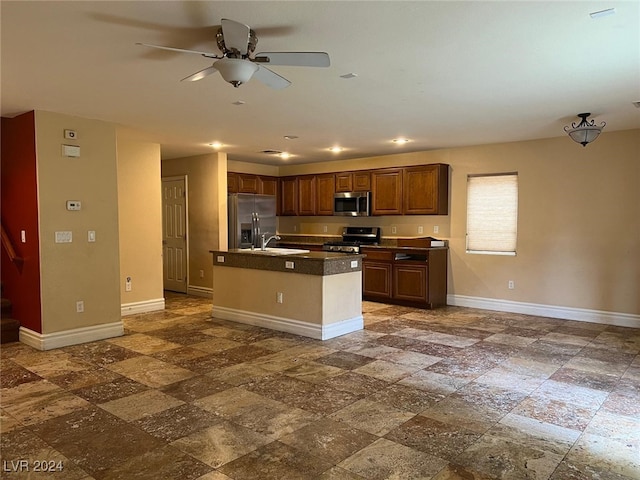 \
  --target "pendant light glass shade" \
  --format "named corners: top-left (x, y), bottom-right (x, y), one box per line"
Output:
top-left (564, 113), bottom-right (606, 147)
